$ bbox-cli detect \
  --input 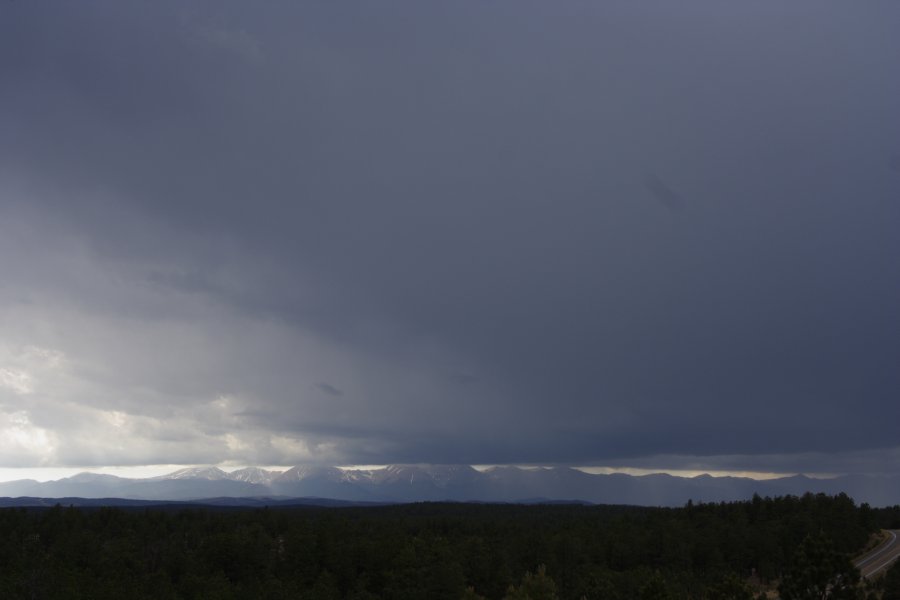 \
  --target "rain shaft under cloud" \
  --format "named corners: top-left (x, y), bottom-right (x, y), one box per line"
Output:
top-left (0, 0), bottom-right (899, 475)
